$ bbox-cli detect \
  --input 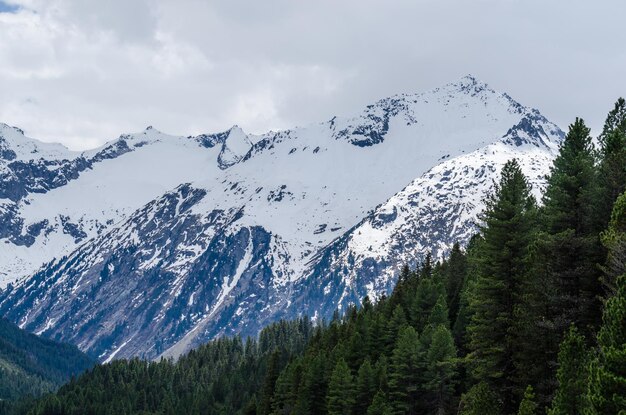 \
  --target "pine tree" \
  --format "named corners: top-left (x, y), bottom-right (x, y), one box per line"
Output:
top-left (297, 354), bottom-right (327, 415)
top-left (585, 274), bottom-right (626, 414)
top-left (459, 382), bottom-right (501, 415)
top-left (422, 295), bottom-right (450, 349)
top-left (468, 159), bottom-right (537, 412)
top-left (596, 98), bottom-right (626, 229)
top-left (425, 324), bottom-right (458, 414)
top-left (326, 358), bottom-right (355, 415)
top-left (541, 117), bottom-right (604, 335)
top-left (258, 351), bottom-right (280, 415)
top-left (517, 386), bottom-right (538, 415)
top-left (547, 326), bottom-right (589, 415)
top-left (355, 359), bottom-right (378, 414)
top-left (388, 326), bottom-right (422, 415)
top-left (368, 390), bottom-right (393, 415)
top-left (445, 243), bottom-right (468, 325)
top-left (384, 304), bottom-right (408, 353)
top-left (601, 191), bottom-right (626, 295)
